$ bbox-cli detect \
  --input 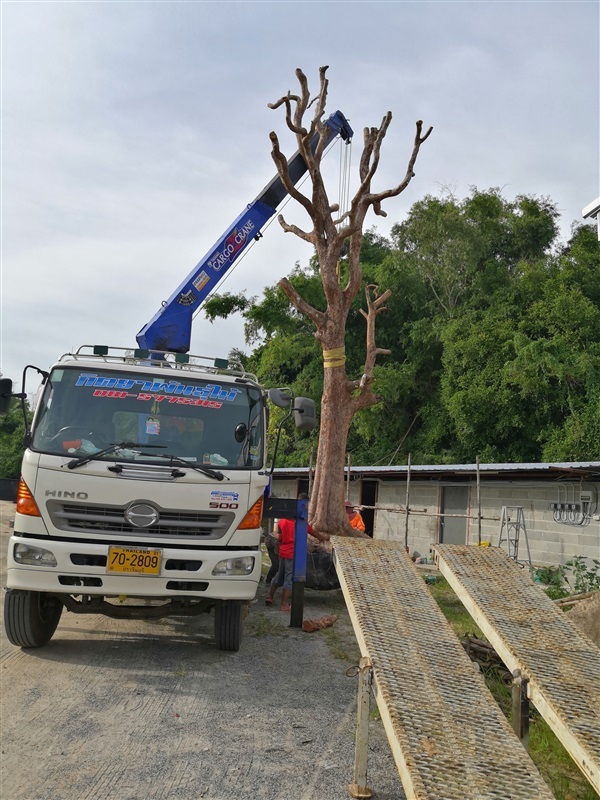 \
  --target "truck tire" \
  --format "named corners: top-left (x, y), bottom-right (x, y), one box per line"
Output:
top-left (214, 600), bottom-right (243, 651)
top-left (4, 590), bottom-right (63, 648)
